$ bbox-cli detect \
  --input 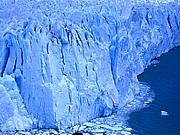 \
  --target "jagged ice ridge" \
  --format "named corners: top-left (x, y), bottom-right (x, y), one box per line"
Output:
top-left (0, 0), bottom-right (180, 131)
